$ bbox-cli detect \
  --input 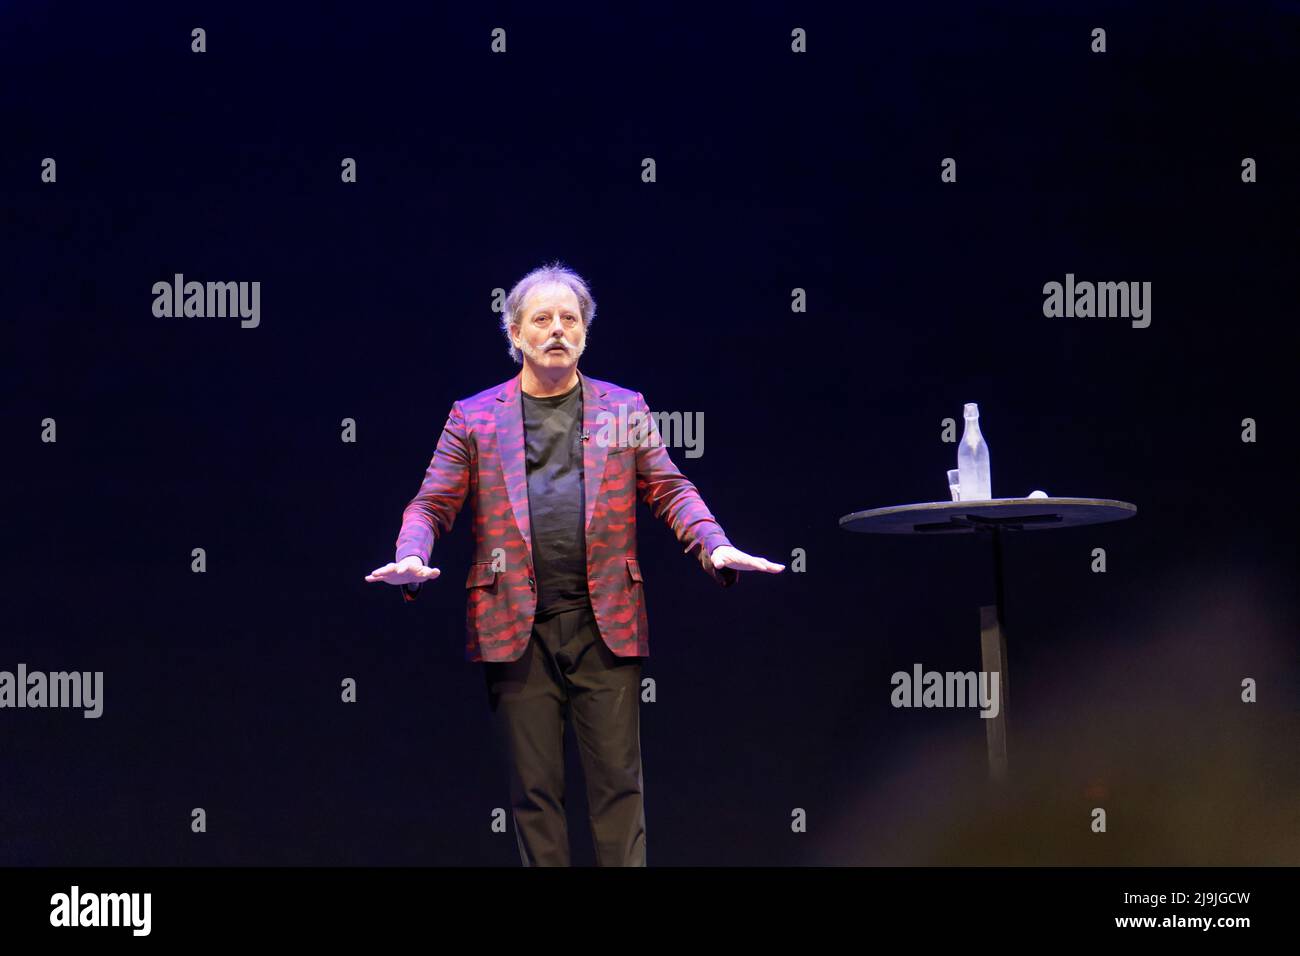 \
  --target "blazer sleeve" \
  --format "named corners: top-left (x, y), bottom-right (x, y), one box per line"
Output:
top-left (631, 391), bottom-right (738, 588)
top-left (393, 401), bottom-right (473, 601)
